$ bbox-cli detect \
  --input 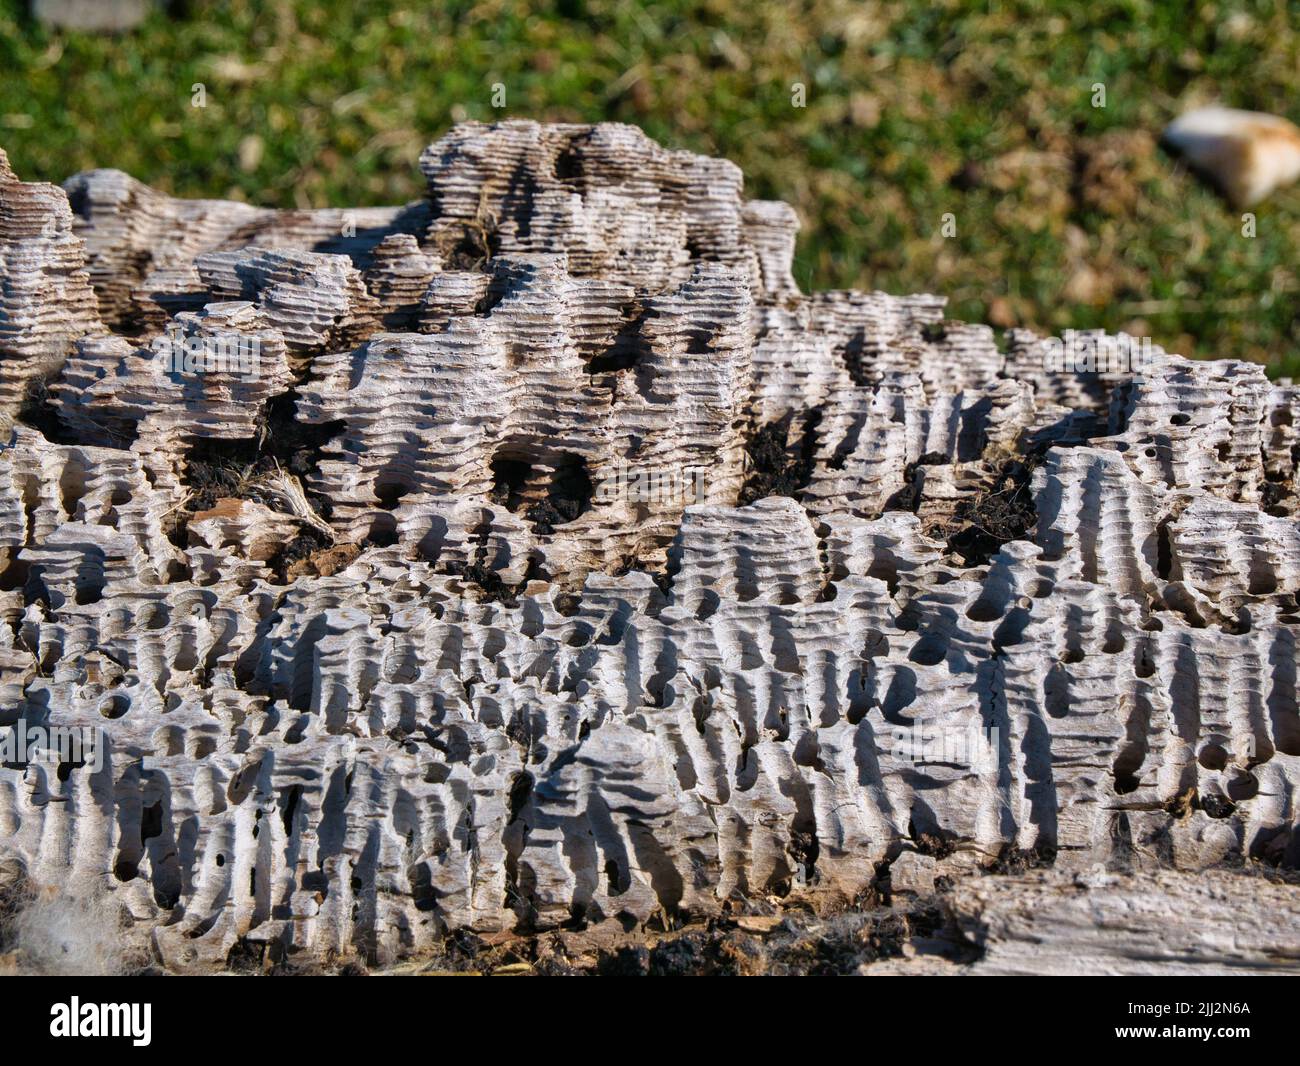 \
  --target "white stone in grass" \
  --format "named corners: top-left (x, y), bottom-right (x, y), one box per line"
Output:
top-left (32, 0), bottom-right (152, 32)
top-left (1163, 106), bottom-right (1300, 207)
